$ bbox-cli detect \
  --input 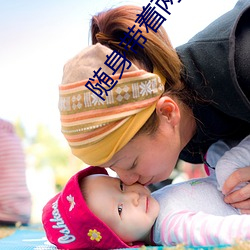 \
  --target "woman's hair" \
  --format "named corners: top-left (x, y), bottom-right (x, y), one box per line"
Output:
top-left (90, 5), bottom-right (193, 135)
